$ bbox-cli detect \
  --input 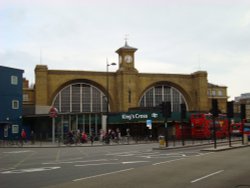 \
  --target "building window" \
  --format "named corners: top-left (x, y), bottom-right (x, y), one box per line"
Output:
top-left (53, 83), bottom-right (107, 113)
top-left (23, 94), bottom-right (29, 101)
top-left (212, 90), bottom-right (216, 97)
top-left (11, 76), bottom-right (18, 85)
top-left (12, 125), bottom-right (19, 134)
top-left (218, 90), bottom-right (223, 96)
top-left (12, 100), bottom-right (19, 109)
top-left (139, 85), bottom-right (187, 112)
